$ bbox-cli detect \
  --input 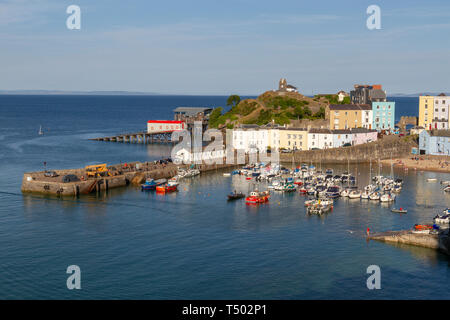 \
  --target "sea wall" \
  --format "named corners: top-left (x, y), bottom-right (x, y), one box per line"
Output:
top-left (280, 135), bottom-right (418, 164)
